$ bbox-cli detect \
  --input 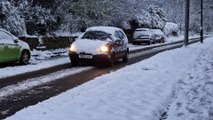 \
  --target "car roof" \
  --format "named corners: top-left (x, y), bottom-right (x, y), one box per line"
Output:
top-left (0, 29), bottom-right (17, 39)
top-left (86, 26), bottom-right (122, 35)
top-left (150, 29), bottom-right (164, 35)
